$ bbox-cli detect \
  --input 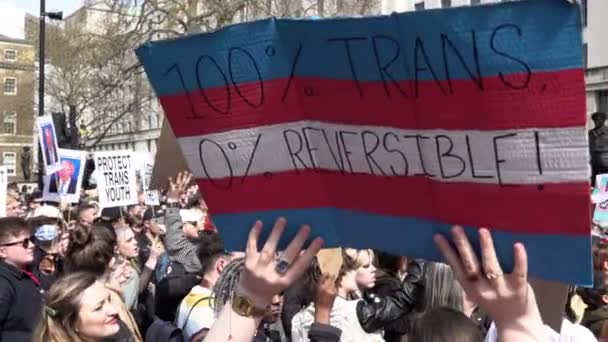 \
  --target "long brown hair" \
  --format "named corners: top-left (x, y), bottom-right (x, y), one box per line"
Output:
top-left (33, 272), bottom-right (99, 342)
